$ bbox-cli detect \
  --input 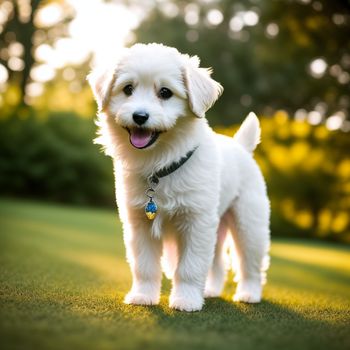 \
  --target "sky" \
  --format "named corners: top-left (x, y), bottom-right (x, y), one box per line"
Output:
top-left (37, 0), bottom-right (144, 68)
